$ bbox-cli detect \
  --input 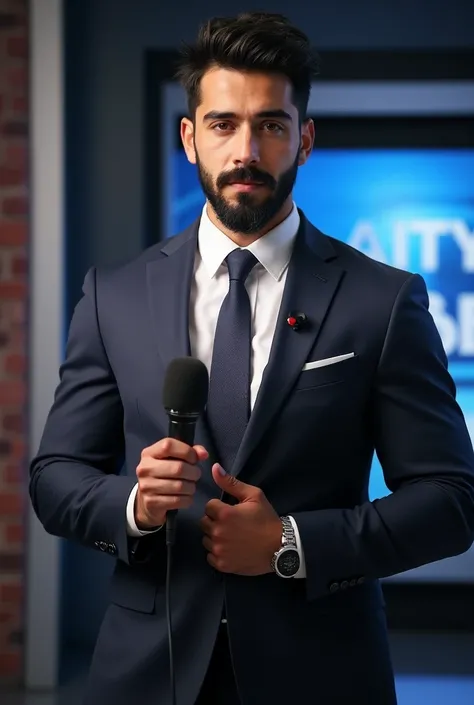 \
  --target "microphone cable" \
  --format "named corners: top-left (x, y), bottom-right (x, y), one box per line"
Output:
top-left (166, 512), bottom-right (178, 705)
